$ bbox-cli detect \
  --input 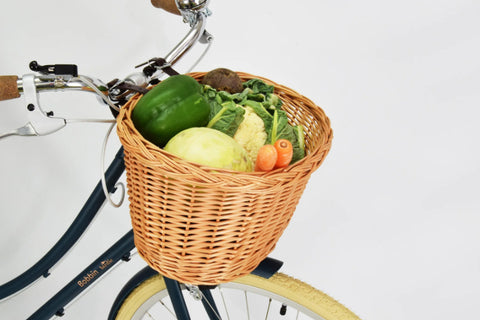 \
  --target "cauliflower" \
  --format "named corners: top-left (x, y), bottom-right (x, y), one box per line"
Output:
top-left (233, 107), bottom-right (267, 163)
